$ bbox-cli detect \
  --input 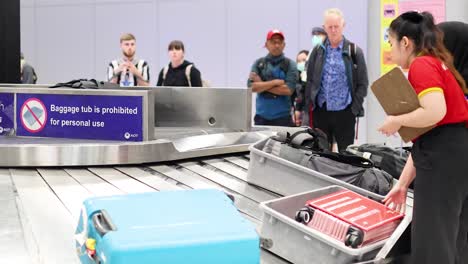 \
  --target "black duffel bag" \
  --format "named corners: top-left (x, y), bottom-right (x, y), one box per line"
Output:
top-left (263, 128), bottom-right (393, 196)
